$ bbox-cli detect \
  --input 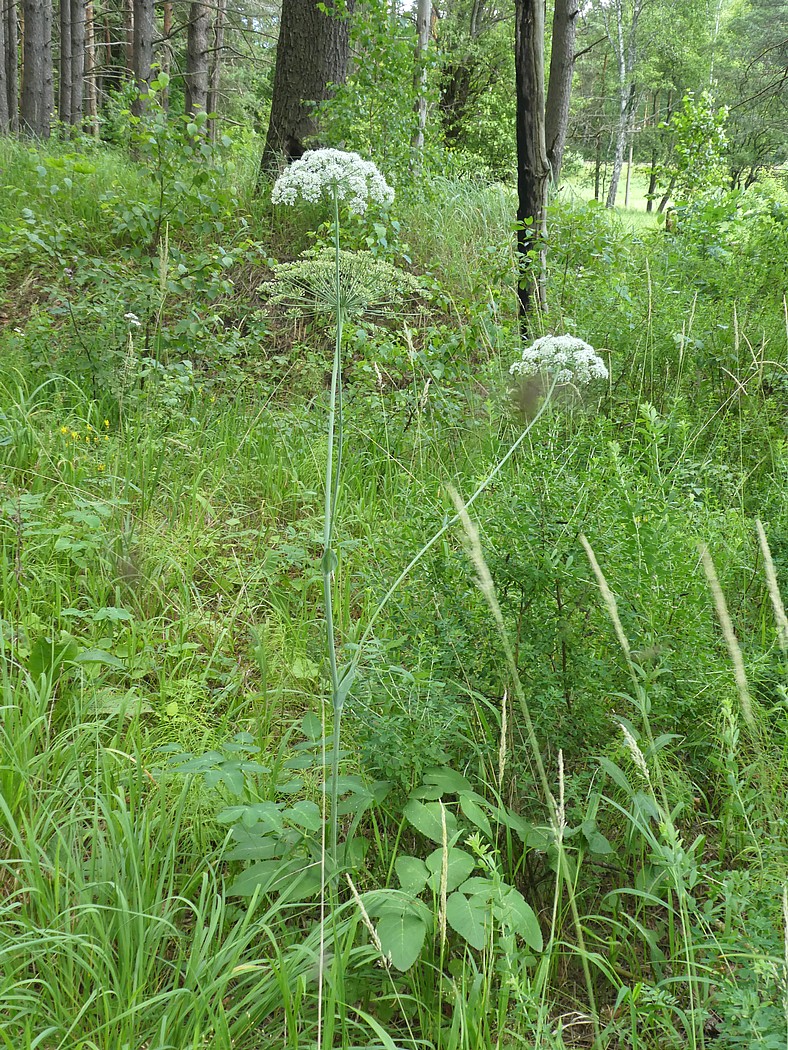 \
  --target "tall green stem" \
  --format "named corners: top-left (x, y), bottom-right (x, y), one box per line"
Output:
top-left (322, 187), bottom-right (344, 880)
